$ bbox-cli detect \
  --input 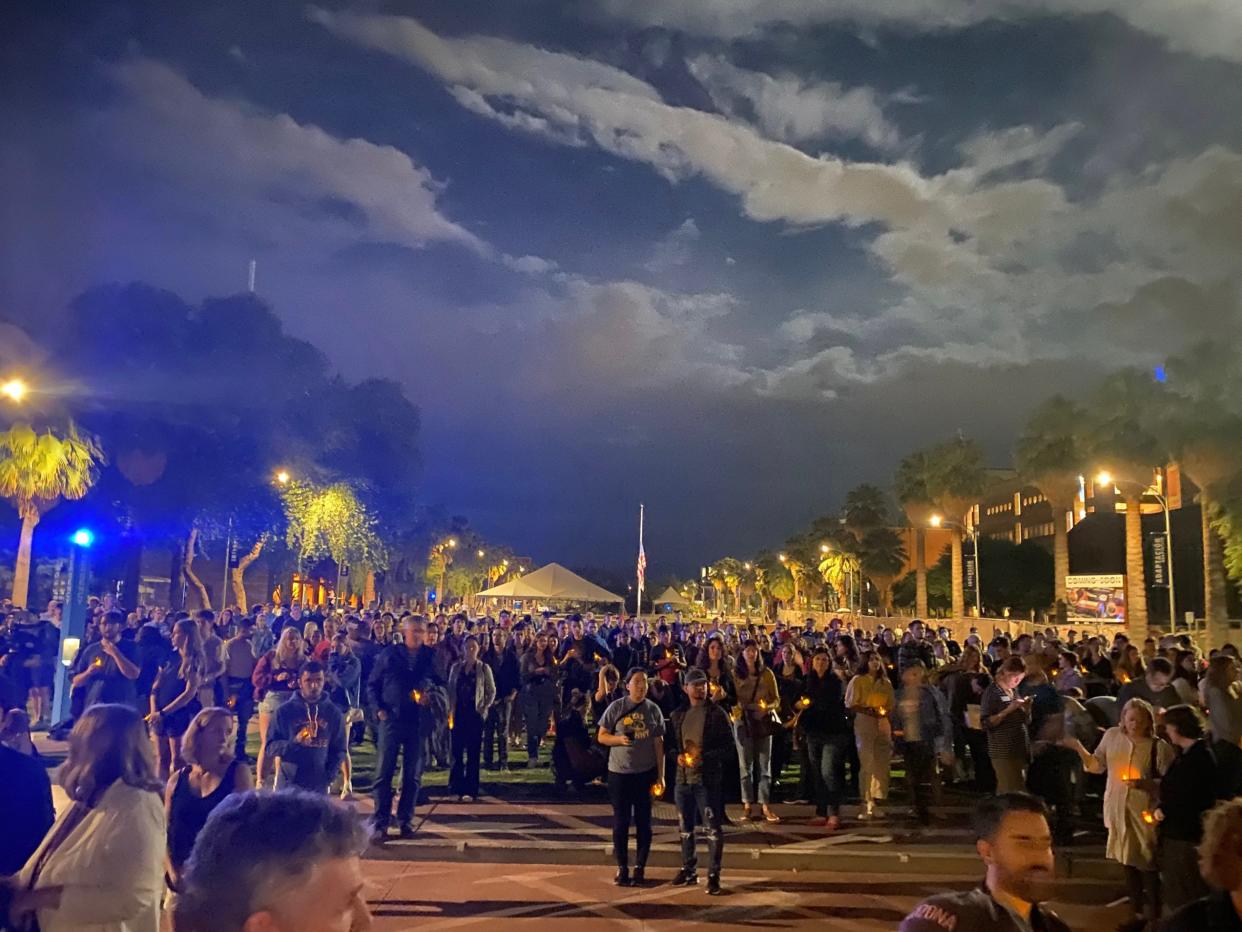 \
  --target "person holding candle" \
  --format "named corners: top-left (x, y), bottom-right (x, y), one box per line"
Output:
top-left (1061, 697), bottom-right (1175, 928)
top-left (597, 668), bottom-right (666, 887)
top-left (734, 641), bottom-right (781, 823)
top-left (800, 647), bottom-right (852, 829)
top-left (668, 668), bottom-right (733, 895)
top-left (446, 635), bottom-right (495, 802)
top-left (846, 651), bottom-right (895, 820)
